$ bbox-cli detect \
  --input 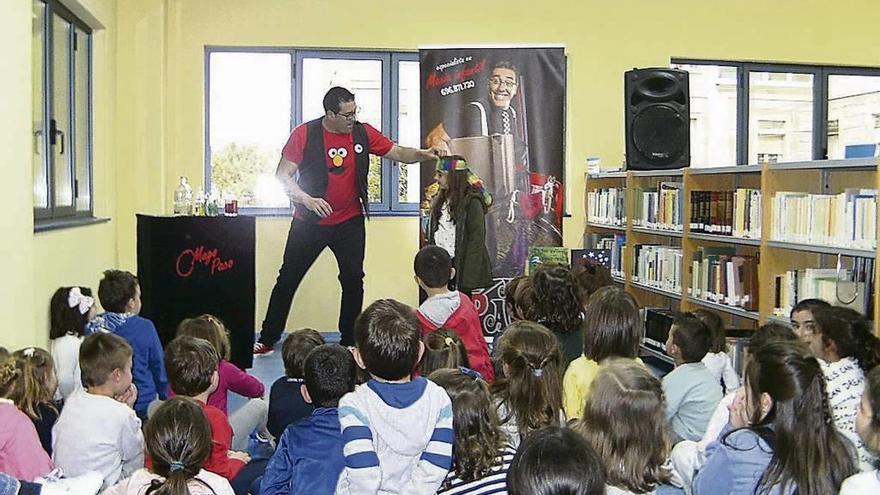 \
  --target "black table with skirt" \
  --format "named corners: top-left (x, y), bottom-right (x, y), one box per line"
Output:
top-left (137, 214), bottom-right (255, 369)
